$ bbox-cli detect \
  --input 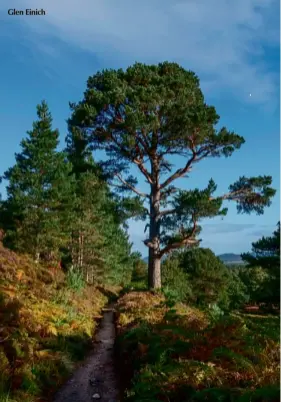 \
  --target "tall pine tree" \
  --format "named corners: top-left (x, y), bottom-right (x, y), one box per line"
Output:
top-left (1, 101), bottom-right (73, 263)
top-left (68, 62), bottom-right (276, 289)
